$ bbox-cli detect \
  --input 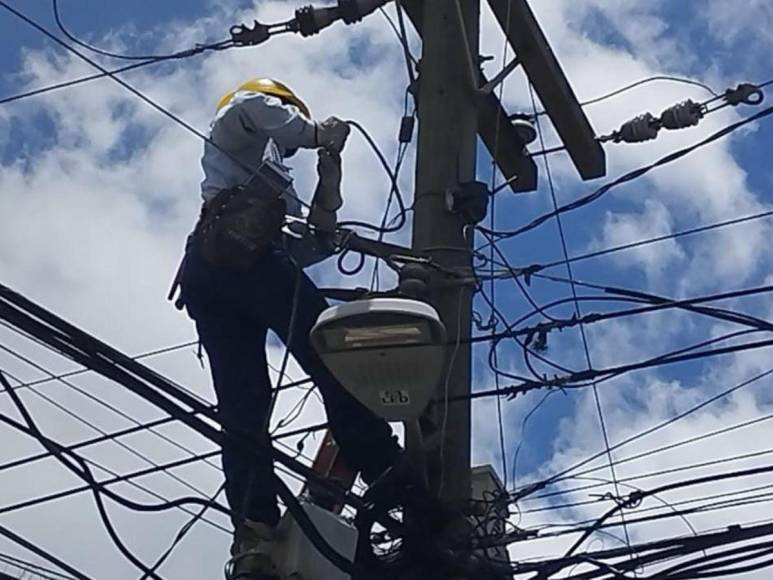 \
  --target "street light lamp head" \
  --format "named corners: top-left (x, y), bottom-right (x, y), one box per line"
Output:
top-left (310, 298), bottom-right (447, 421)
